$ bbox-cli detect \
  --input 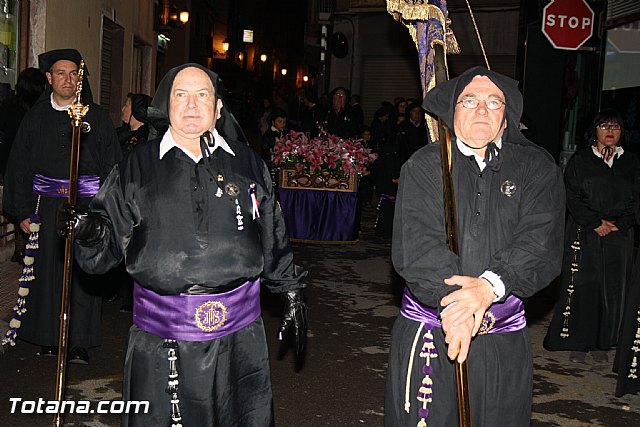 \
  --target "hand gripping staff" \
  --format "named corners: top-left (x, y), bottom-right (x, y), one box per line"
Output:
top-left (53, 60), bottom-right (89, 427)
